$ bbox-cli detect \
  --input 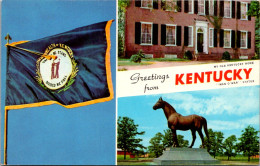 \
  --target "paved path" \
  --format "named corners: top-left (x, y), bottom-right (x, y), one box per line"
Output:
top-left (118, 60), bottom-right (223, 71)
